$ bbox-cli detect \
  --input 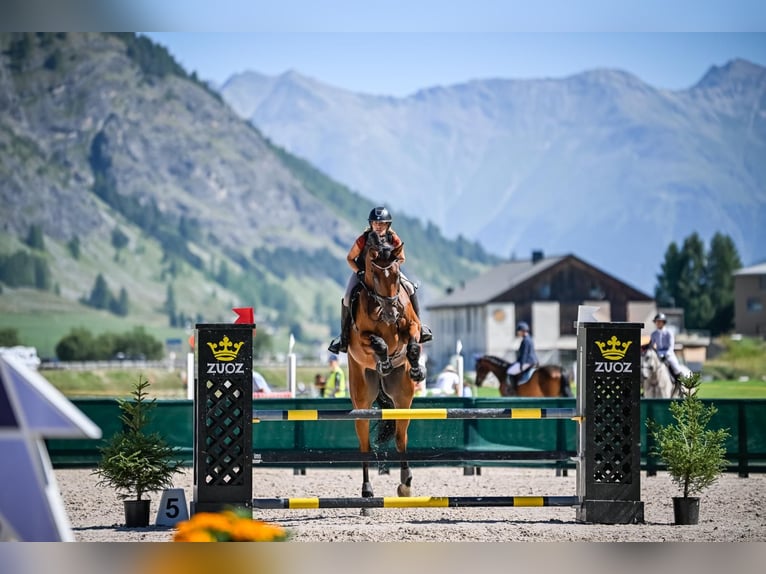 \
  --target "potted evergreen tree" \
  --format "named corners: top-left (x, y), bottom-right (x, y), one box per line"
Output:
top-left (646, 372), bottom-right (730, 525)
top-left (93, 376), bottom-right (184, 527)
